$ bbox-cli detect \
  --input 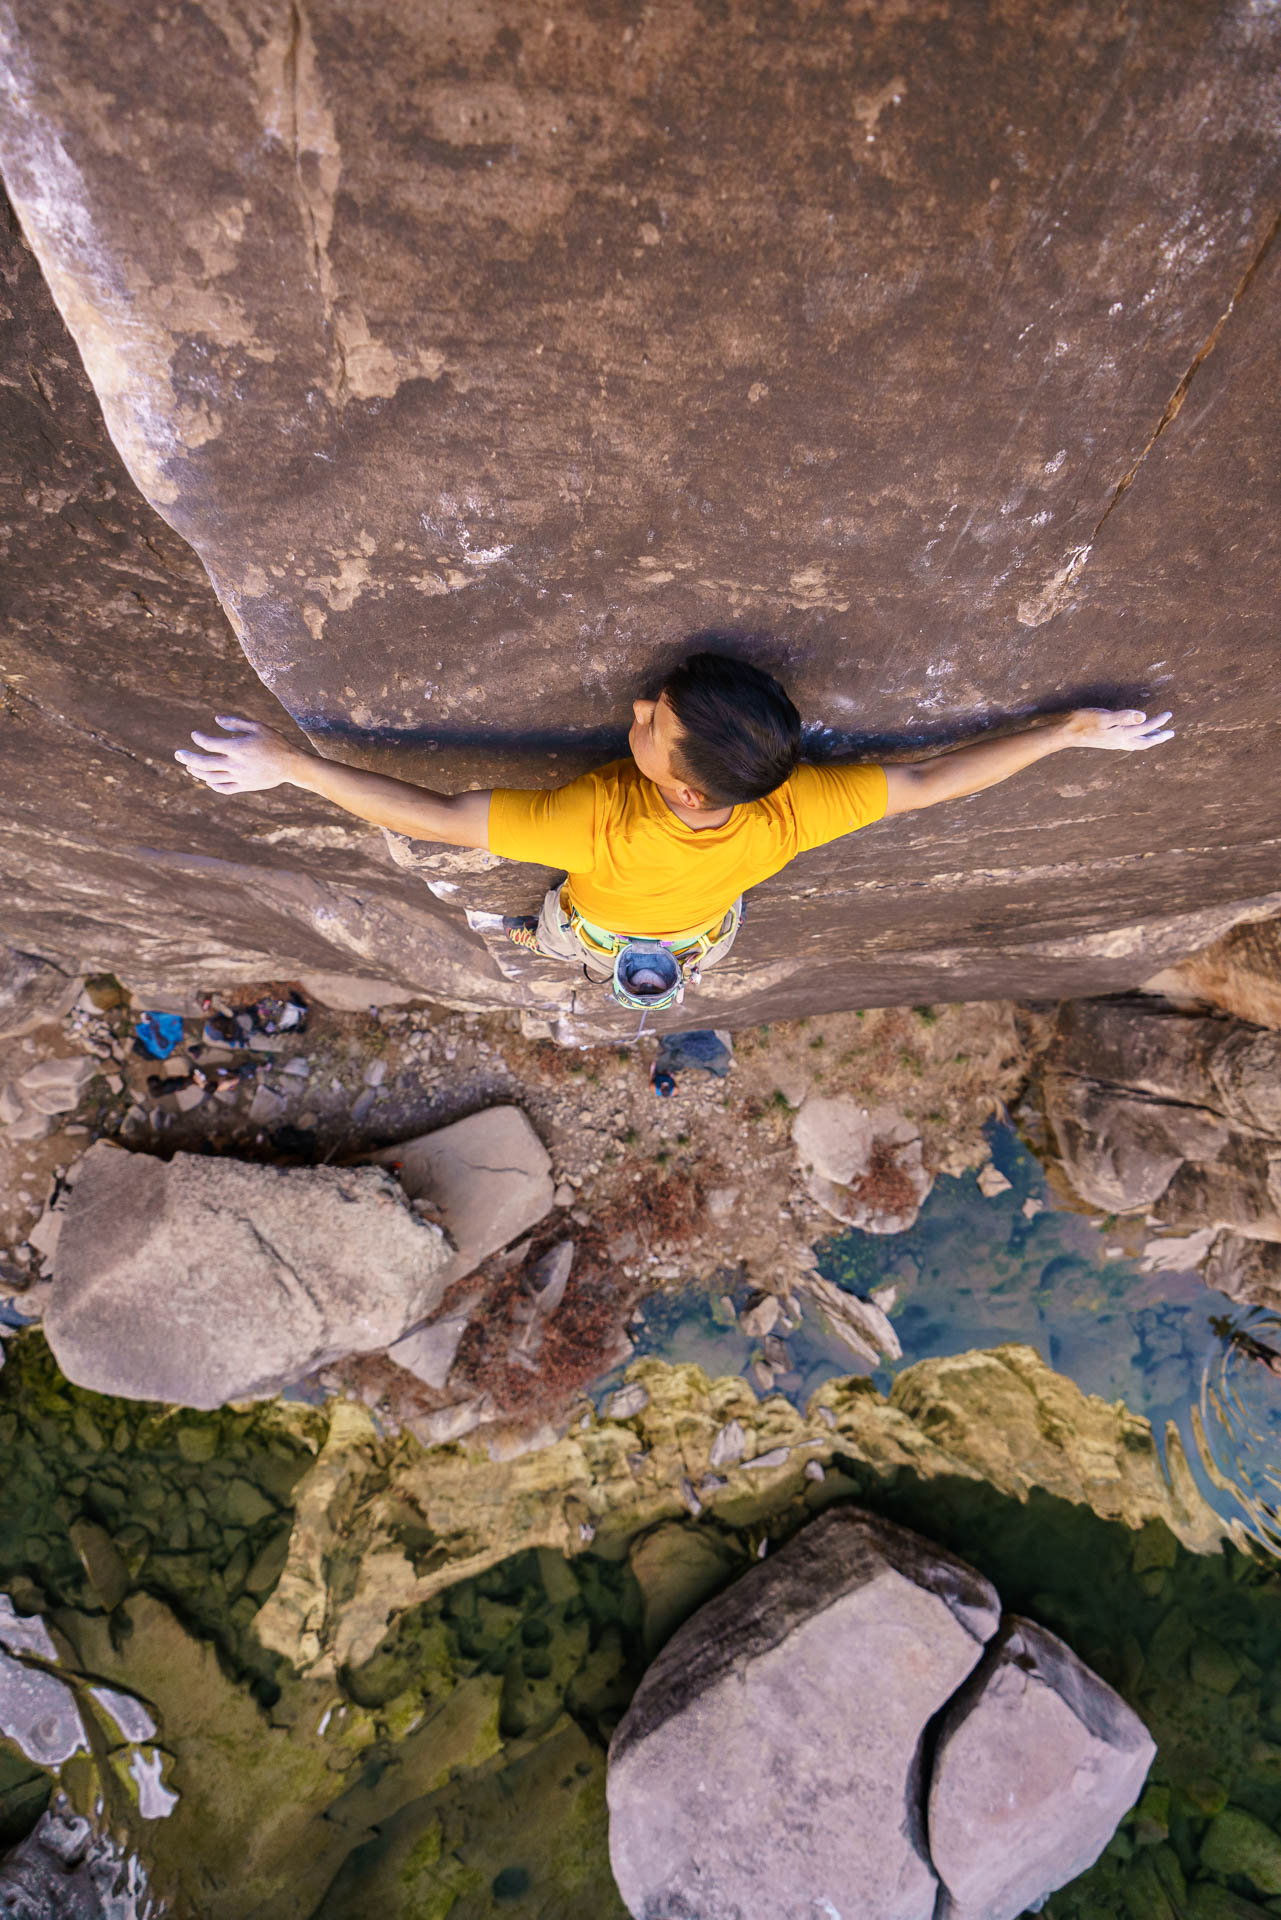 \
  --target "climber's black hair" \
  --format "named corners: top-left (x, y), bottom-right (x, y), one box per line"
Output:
top-left (659, 652), bottom-right (802, 805)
